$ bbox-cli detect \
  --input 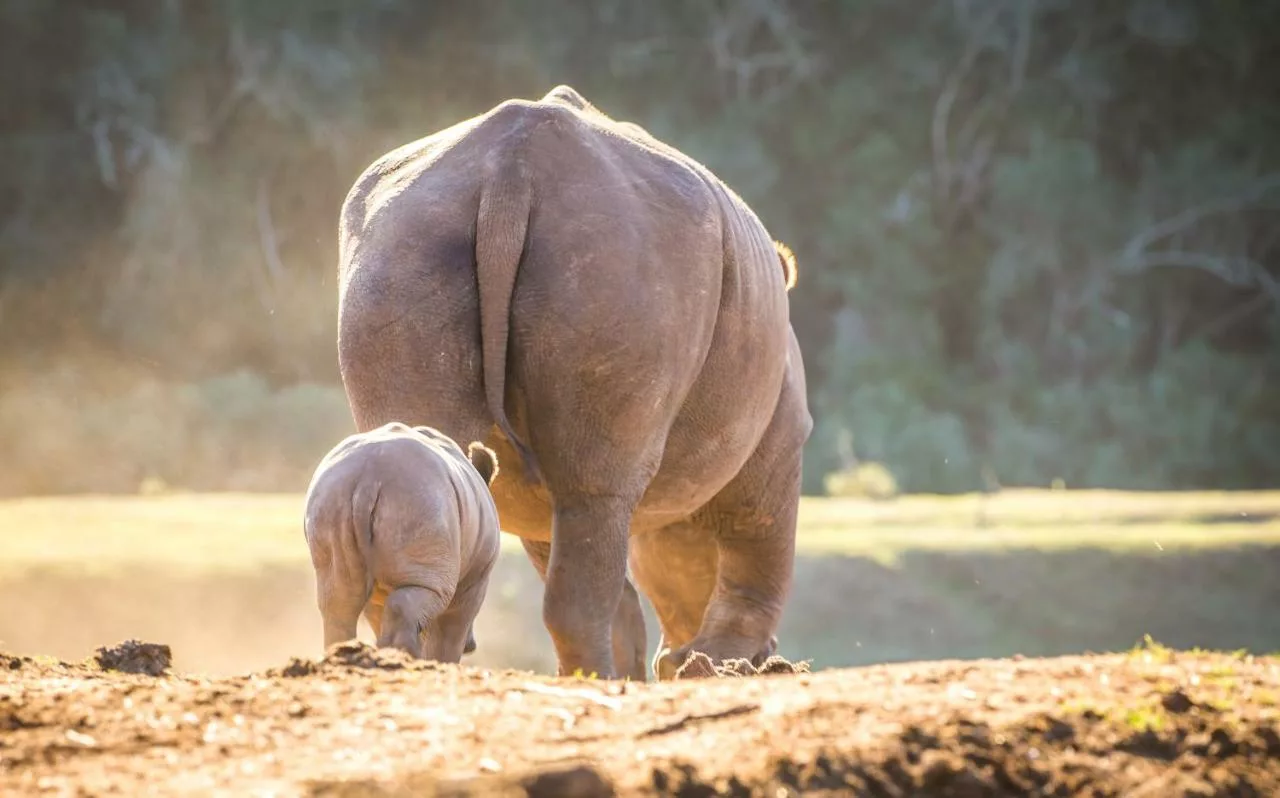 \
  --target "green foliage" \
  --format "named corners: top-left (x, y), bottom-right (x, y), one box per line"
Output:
top-left (823, 462), bottom-right (900, 502)
top-left (814, 384), bottom-right (978, 494)
top-left (1, 0), bottom-right (1278, 495)
top-left (0, 363), bottom-right (352, 496)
